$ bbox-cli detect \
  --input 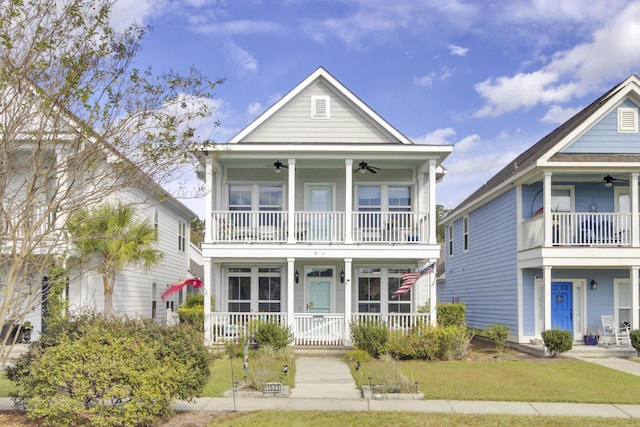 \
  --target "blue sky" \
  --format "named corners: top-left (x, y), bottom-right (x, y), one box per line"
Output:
top-left (111, 0), bottom-right (640, 218)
